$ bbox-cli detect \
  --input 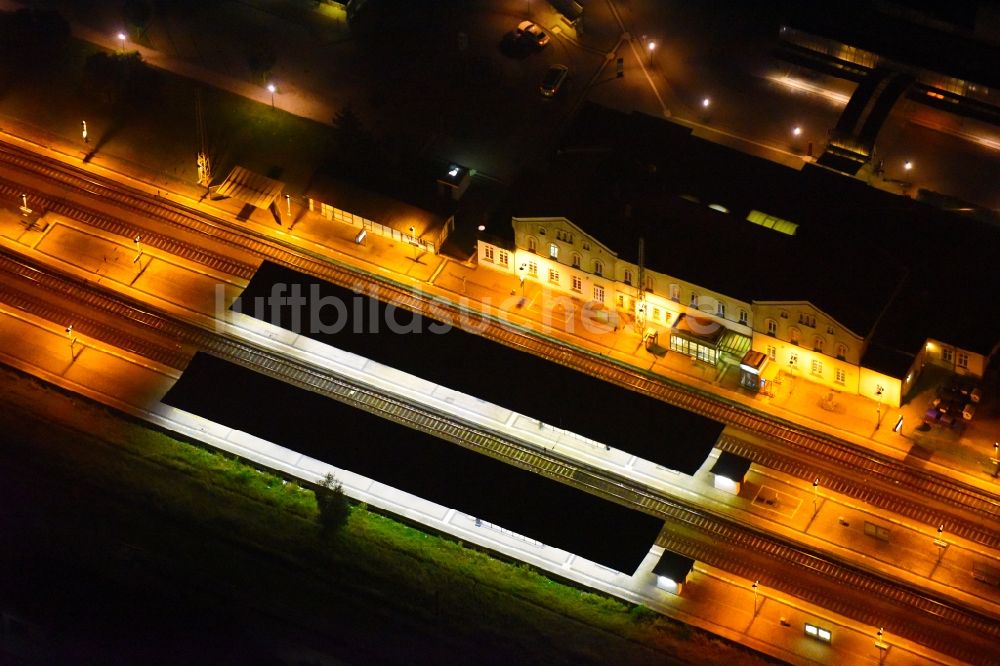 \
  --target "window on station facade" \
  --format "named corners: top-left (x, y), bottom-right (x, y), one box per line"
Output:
top-left (814, 337), bottom-right (824, 352)
top-left (670, 284), bottom-right (680, 302)
top-left (957, 351), bottom-right (969, 368)
top-left (571, 253), bottom-right (581, 268)
top-left (645, 275), bottom-right (654, 292)
top-left (652, 307), bottom-right (661, 321)
top-left (483, 245), bottom-right (494, 262)
top-left (549, 243), bottom-right (558, 259)
top-left (548, 268), bottom-right (559, 284)
top-left (811, 359), bottom-right (823, 376)
top-left (789, 327), bottom-right (801, 345)
top-left (766, 345), bottom-right (776, 360)
top-left (689, 292), bottom-right (698, 307)
top-left (527, 260), bottom-right (538, 277)
top-left (571, 275), bottom-right (582, 292)
top-left (669, 335), bottom-right (718, 365)
top-left (616, 294), bottom-right (625, 309)
top-left (799, 313), bottom-right (816, 327)
top-left (527, 236), bottom-right (537, 253)
top-left (835, 368), bottom-right (846, 384)
top-left (593, 260), bottom-right (603, 276)
top-left (624, 269), bottom-right (633, 285)
top-left (836, 343), bottom-right (847, 360)
top-left (594, 285), bottom-right (604, 302)
top-left (538, 226), bottom-right (546, 235)
top-left (766, 319), bottom-right (777, 336)
top-left (943, 347), bottom-right (954, 363)
top-left (717, 301), bottom-right (726, 318)
top-left (497, 250), bottom-right (508, 266)
top-left (739, 309), bottom-right (748, 325)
